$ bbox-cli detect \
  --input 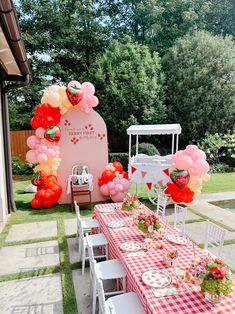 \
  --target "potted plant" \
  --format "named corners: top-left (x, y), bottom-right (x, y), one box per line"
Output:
top-left (137, 213), bottom-right (160, 237)
top-left (195, 258), bottom-right (233, 303)
top-left (163, 249), bottom-right (178, 267)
